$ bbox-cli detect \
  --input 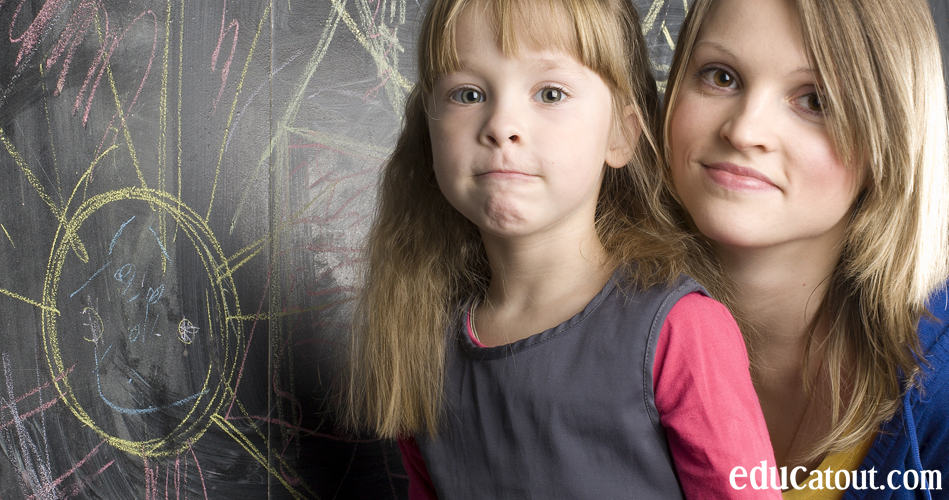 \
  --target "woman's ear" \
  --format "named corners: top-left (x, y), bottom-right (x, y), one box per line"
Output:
top-left (605, 104), bottom-right (642, 168)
